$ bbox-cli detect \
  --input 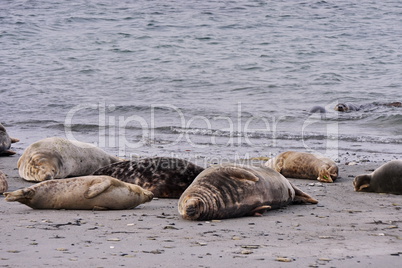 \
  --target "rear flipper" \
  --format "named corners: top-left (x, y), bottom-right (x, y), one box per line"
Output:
top-left (290, 183), bottom-right (318, 204)
top-left (0, 150), bottom-right (16, 156)
top-left (4, 188), bottom-right (35, 202)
